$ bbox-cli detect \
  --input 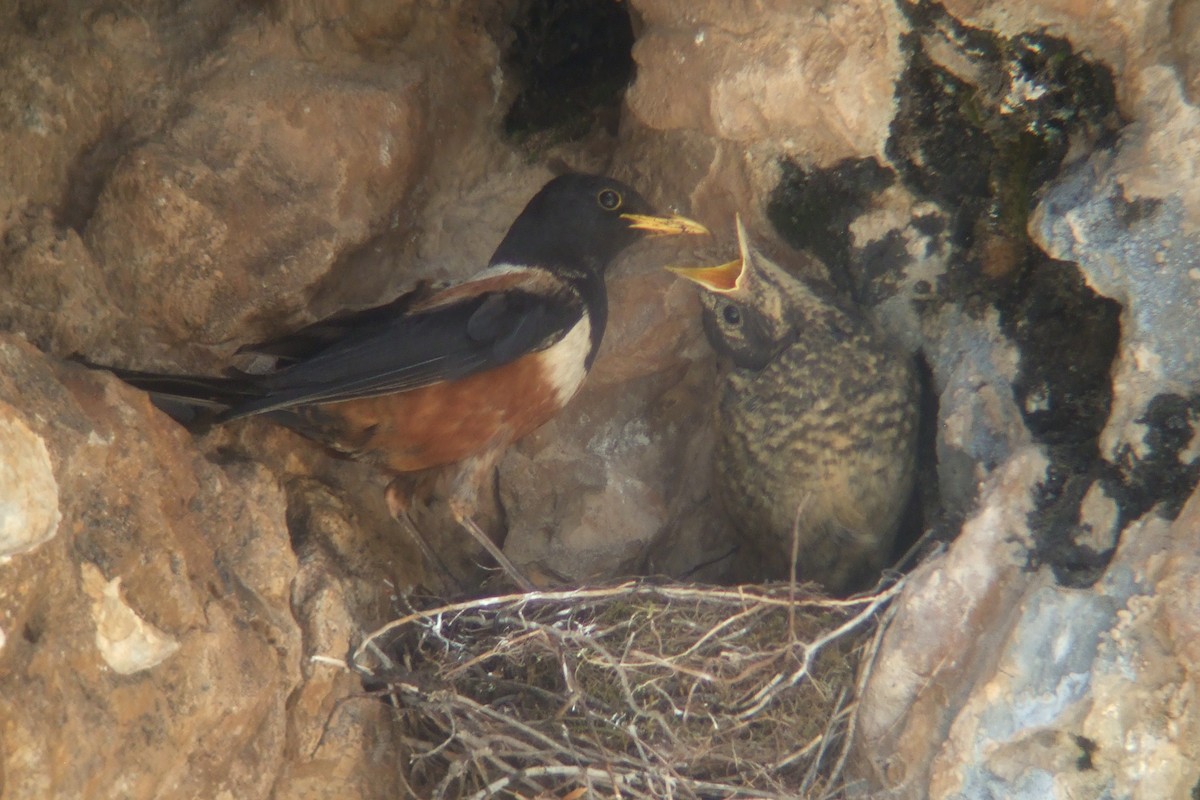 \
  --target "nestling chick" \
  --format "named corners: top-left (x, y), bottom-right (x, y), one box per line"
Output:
top-left (669, 216), bottom-right (918, 593)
